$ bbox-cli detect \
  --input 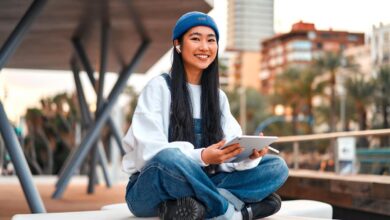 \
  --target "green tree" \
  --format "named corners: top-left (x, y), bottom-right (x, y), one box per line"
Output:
top-left (345, 75), bottom-right (375, 131)
top-left (315, 52), bottom-right (357, 132)
top-left (375, 65), bottom-right (390, 146)
top-left (273, 66), bottom-right (321, 134)
top-left (224, 86), bottom-right (271, 135)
